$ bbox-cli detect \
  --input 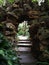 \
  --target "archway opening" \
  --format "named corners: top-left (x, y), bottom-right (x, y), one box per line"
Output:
top-left (17, 20), bottom-right (30, 40)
